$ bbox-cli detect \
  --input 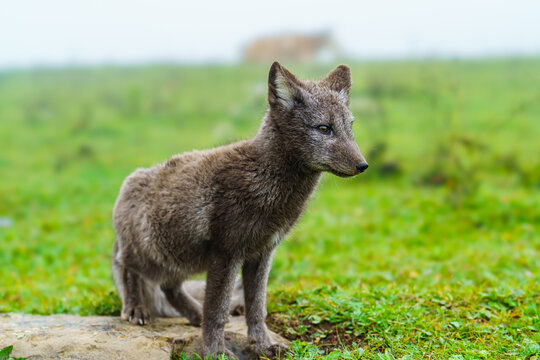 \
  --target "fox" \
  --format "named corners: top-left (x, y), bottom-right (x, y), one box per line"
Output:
top-left (112, 62), bottom-right (368, 359)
